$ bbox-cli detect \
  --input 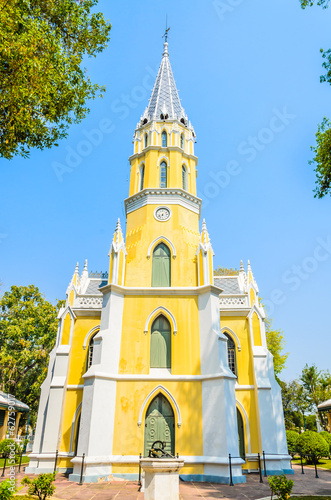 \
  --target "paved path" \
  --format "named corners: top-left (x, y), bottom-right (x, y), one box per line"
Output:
top-left (3, 465), bottom-right (330, 499)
